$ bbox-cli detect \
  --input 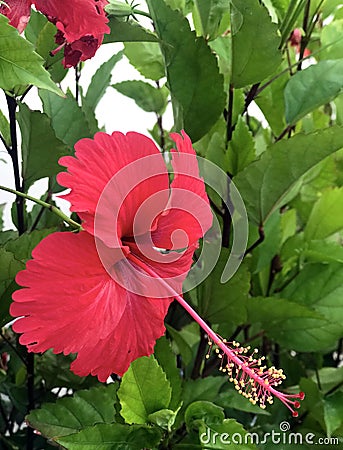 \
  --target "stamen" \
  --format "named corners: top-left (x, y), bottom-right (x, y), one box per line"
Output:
top-left (206, 336), bottom-right (305, 416)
